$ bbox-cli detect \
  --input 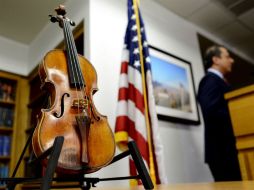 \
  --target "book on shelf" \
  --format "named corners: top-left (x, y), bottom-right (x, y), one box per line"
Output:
top-left (0, 136), bottom-right (2, 156)
top-left (0, 135), bottom-right (11, 156)
top-left (0, 164), bottom-right (9, 185)
top-left (0, 79), bottom-right (16, 102)
top-left (0, 107), bottom-right (14, 127)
